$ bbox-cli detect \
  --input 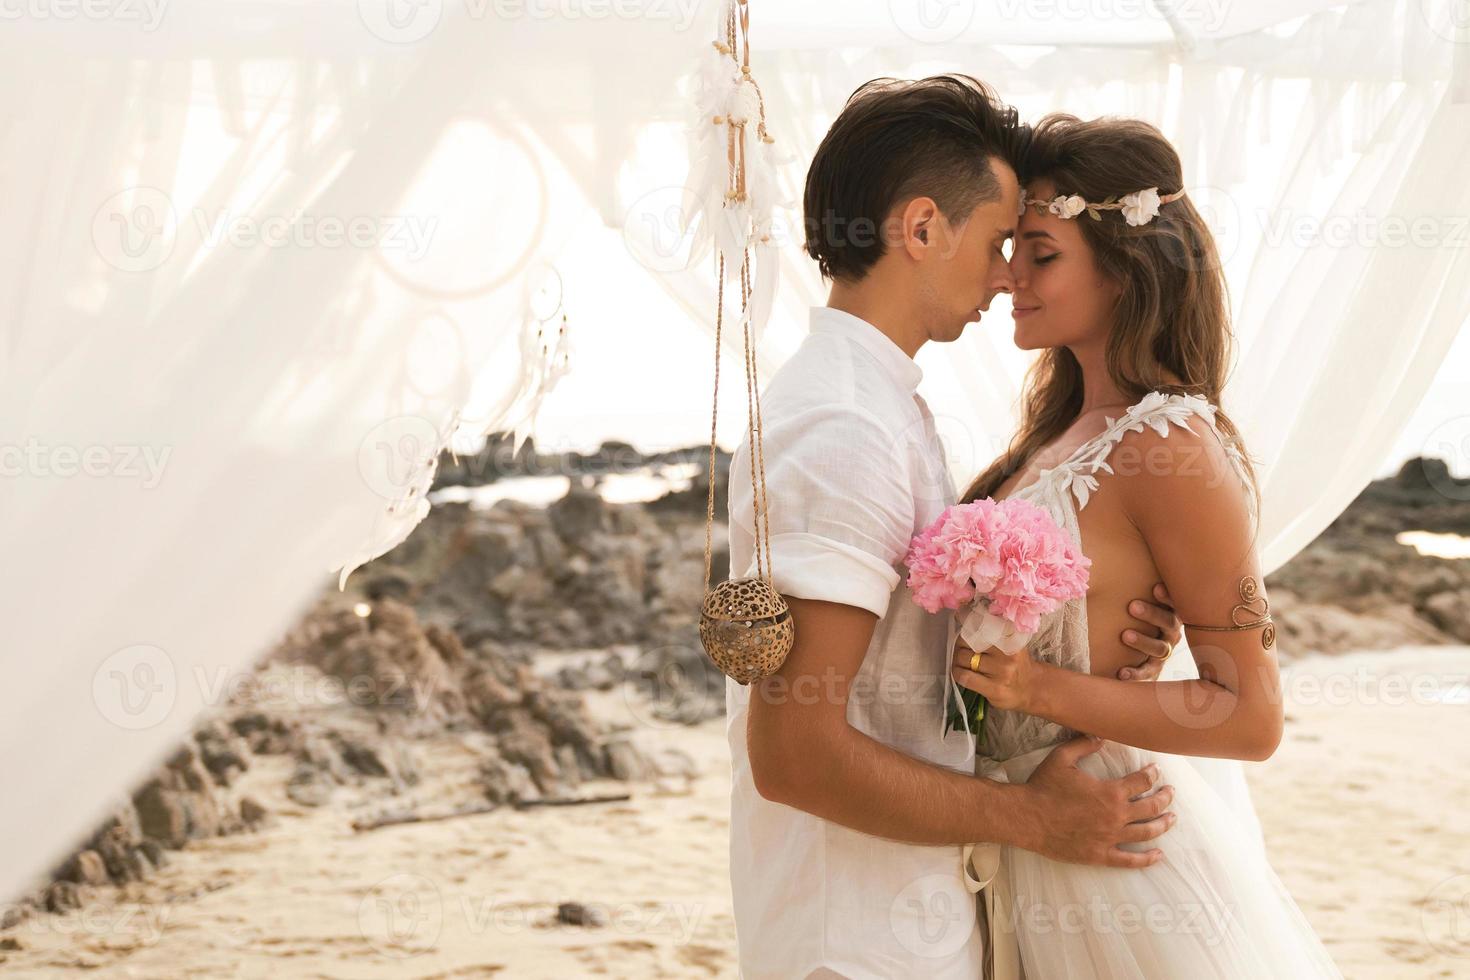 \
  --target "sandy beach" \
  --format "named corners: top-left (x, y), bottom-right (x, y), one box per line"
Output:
top-left (3, 645), bottom-right (1467, 979)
